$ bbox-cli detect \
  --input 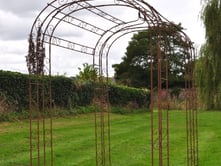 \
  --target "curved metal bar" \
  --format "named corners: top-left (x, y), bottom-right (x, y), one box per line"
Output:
top-left (43, 3), bottom-right (139, 53)
top-left (29, 0), bottom-right (57, 35)
top-left (27, 1), bottom-right (198, 166)
top-left (93, 15), bottom-right (145, 74)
